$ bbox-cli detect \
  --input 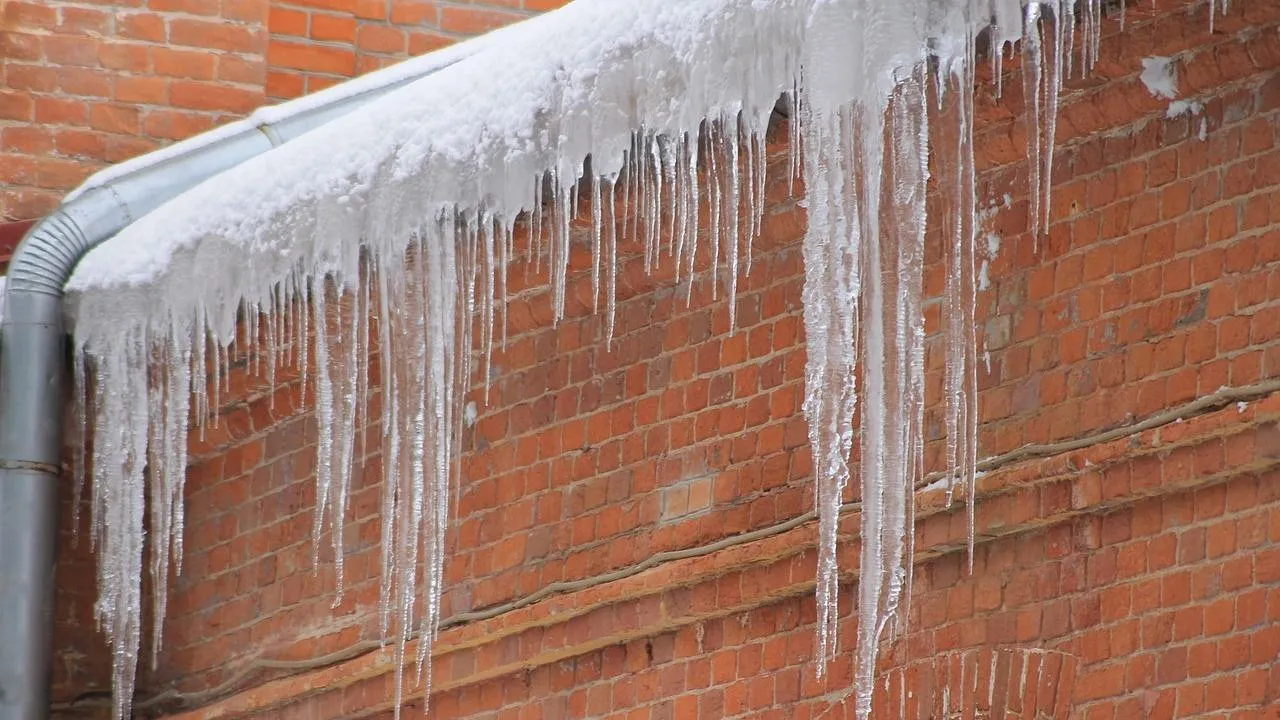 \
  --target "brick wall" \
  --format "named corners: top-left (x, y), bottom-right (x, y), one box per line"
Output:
top-left (36, 0), bottom-right (1280, 718)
